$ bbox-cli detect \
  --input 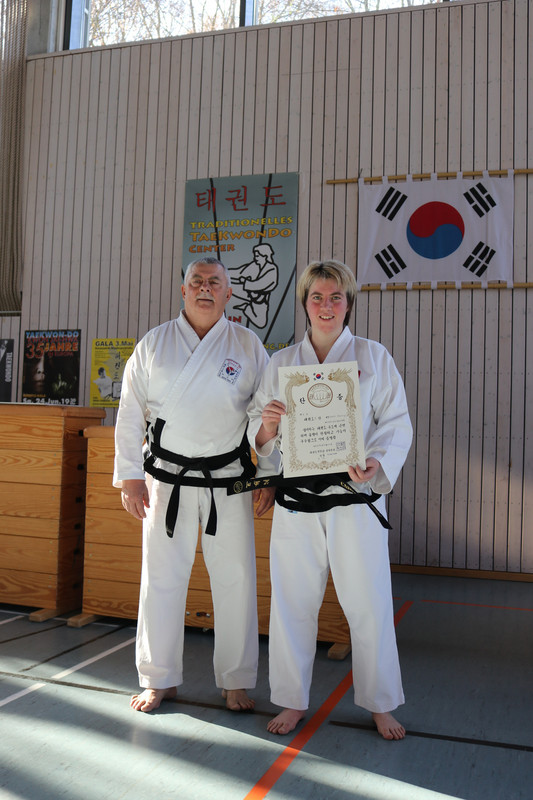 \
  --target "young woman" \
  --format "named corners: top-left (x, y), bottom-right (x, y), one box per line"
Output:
top-left (247, 260), bottom-right (413, 740)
